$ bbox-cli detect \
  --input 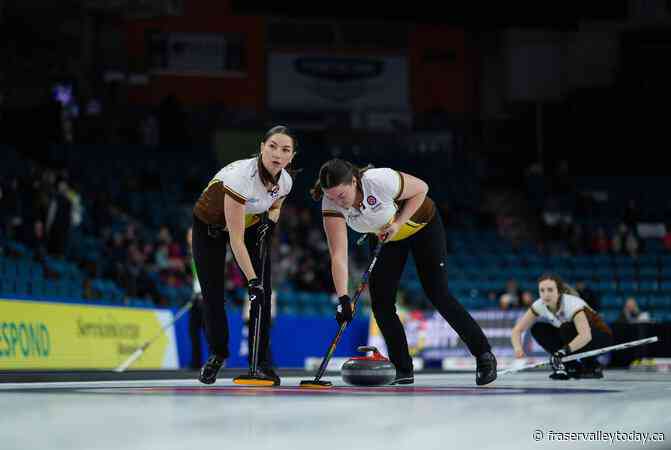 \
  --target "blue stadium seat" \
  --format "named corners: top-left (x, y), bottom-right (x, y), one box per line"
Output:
top-left (594, 280), bottom-right (617, 292)
top-left (618, 280), bottom-right (638, 292)
top-left (450, 280), bottom-right (470, 291)
top-left (638, 266), bottom-right (659, 279)
top-left (634, 296), bottom-right (651, 308)
top-left (14, 279), bottom-right (29, 295)
top-left (637, 255), bottom-right (659, 267)
top-left (573, 267), bottom-right (593, 280)
top-left (0, 278), bottom-right (12, 294)
top-left (591, 254), bottom-right (612, 265)
top-left (648, 295), bottom-right (670, 310)
top-left (613, 254), bottom-right (633, 265)
top-left (660, 267), bottom-right (671, 279)
top-left (601, 309), bottom-right (620, 323)
top-left (646, 240), bottom-right (665, 254)
top-left (638, 280), bottom-right (658, 292)
top-left (601, 295), bottom-right (624, 309)
top-left (30, 279), bottom-right (46, 296)
top-left (520, 280), bottom-right (537, 292)
top-left (615, 266), bottom-right (637, 279)
top-left (592, 267), bottom-right (613, 281)
top-left (481, 279), bottom-right (503, 291)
